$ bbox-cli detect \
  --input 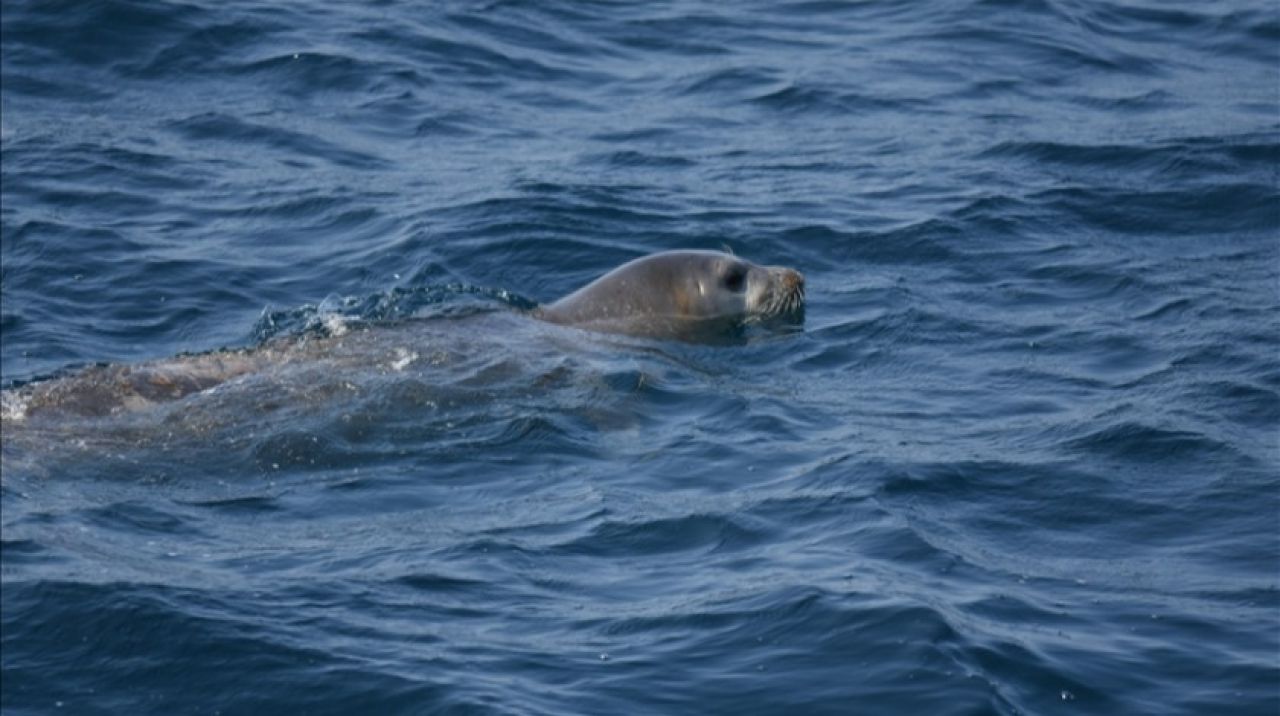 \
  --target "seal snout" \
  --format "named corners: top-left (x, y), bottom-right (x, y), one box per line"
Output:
top-left (780, 268), bottom-right (806, 313)
top-left (753, 265), bottom-right (805, 322)
top-left (780, 268), bottom-right (804, 295)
